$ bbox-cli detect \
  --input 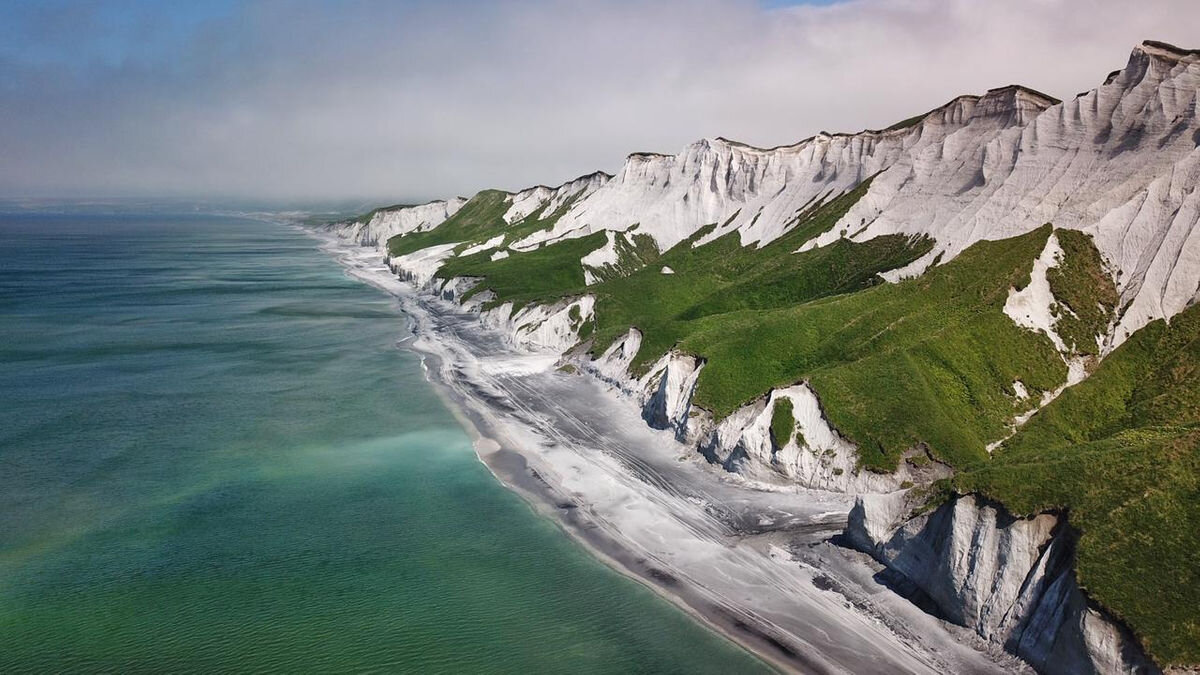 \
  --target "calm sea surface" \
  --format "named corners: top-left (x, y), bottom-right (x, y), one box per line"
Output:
top-left (0, 214), bottom-right (768, 673)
